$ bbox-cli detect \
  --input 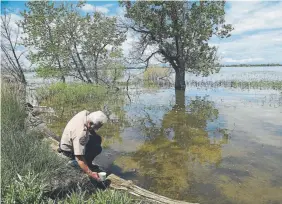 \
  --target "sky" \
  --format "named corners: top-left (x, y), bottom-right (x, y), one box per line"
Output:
top-left (1, 0), bottom-right (282, 66)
